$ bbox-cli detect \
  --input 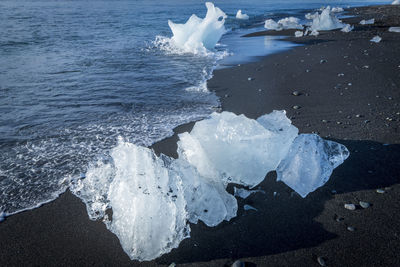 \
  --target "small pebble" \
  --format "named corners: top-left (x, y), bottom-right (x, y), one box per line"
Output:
top-left (248, 77), bottom-right (253, 81)
top-left (336, 217), bottom-right (344, 222)
top-left (293, 105), bottom-right (300, 110)
top-left (258, 89), bottom-right (262, 92)
top-left (292, 91), bottom-right (301, 96)
top-left (362, 65), bottom-right (369, 69)
top-left (244, 204), bottom-right (257, 211)
top-left (168, 263), bottom-right (176, 267)
top-left (331, 189), bottom-right (337, 194)
top-left (322, 119), bottom-right (328, 123)
top-left (338, 73), bottom-right (344, 77)
top-left (347, 226), bottom-right (355, 232)
top-left (306, 69), bottom-right (311, 73)
top-left (320, 59), bottom-right (327, 64)
top-left (336, 121), bottom-right (342, 125)
top-left (359, 201), bottom-right (370, 208)
top-left (317, 256), bottom-right (326, 266)
top-left (344, 203), bottom-right (356, 210)
top-left (355, 114), bottom-right (362, 118)
top-left (376, 189), bottom-right (385, 194)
